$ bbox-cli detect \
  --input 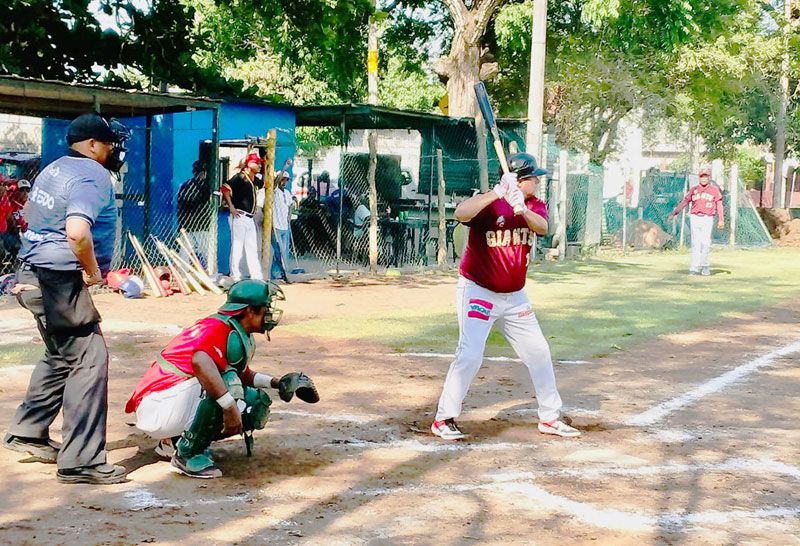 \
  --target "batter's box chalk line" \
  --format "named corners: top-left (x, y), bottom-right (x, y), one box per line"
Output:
top-left (347, 459), bottom-right (800, 534)
top-left (627, 339), bottom-right (800, 427)
top-left (384, 352), bottom-right (591, 365)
